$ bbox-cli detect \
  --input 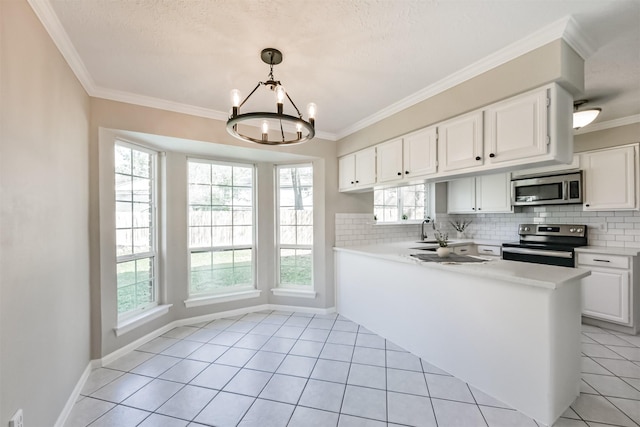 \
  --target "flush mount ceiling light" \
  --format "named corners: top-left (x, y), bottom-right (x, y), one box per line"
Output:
top-left (573, 100), bottom-right (601, 130)
top-left (226, 48), bottom-right (316, 146)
